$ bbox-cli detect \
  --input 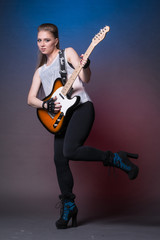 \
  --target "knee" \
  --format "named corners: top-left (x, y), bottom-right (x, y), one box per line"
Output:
top-left (63, 145), bottom-right (76, 160)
